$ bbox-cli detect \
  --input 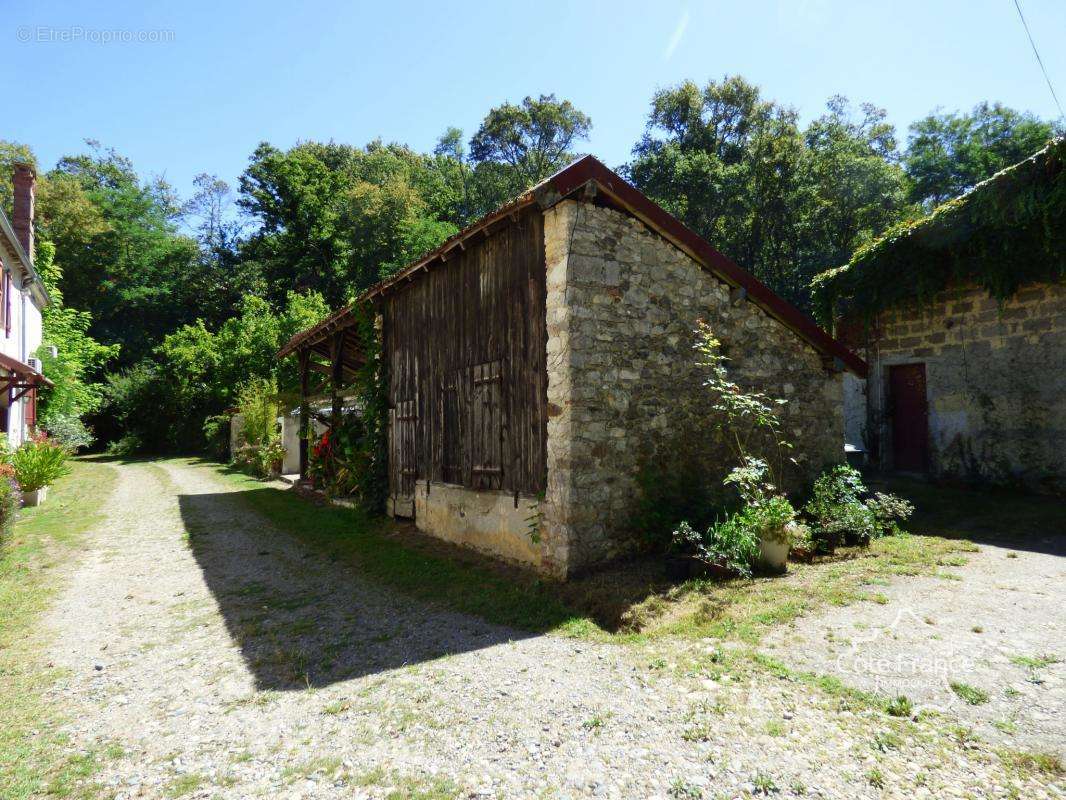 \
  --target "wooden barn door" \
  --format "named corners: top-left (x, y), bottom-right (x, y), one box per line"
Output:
top-left (889, 363), bottom-right (928, 473)
top-left (389, 396), bottom-right (418, 517)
